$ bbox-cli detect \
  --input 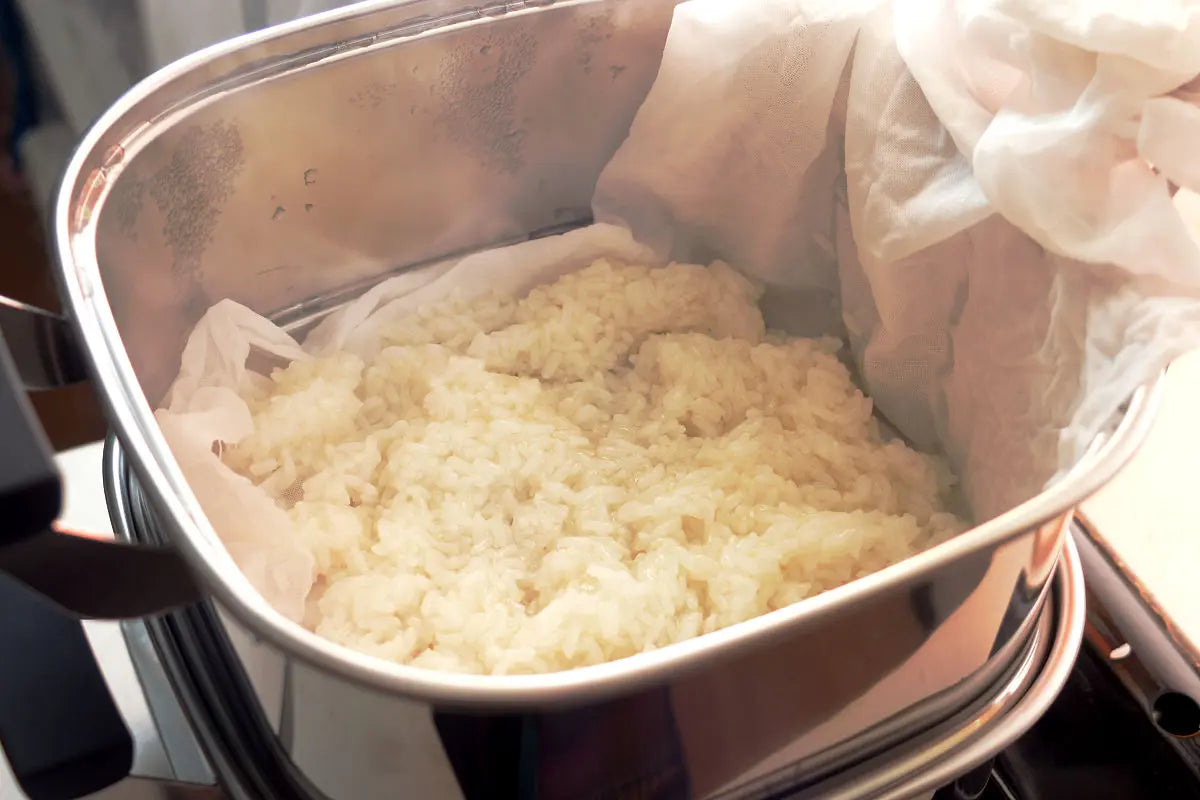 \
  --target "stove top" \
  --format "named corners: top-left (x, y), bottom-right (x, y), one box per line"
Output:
top-left (937, 644), bottom-right (1200, 800)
